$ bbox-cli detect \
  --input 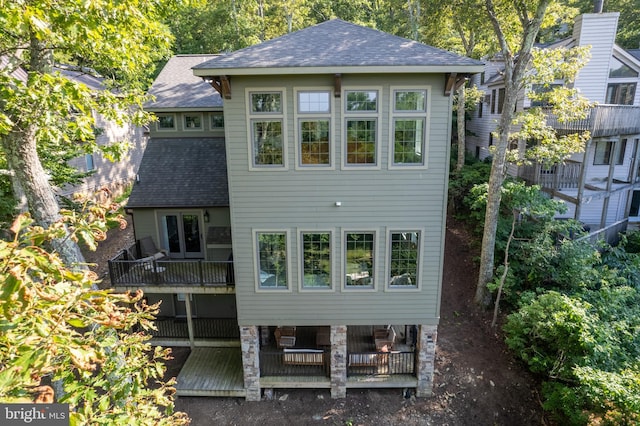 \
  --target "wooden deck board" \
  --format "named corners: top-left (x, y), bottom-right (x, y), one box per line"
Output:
top-left (177, 348), bottom-right (245, 397)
